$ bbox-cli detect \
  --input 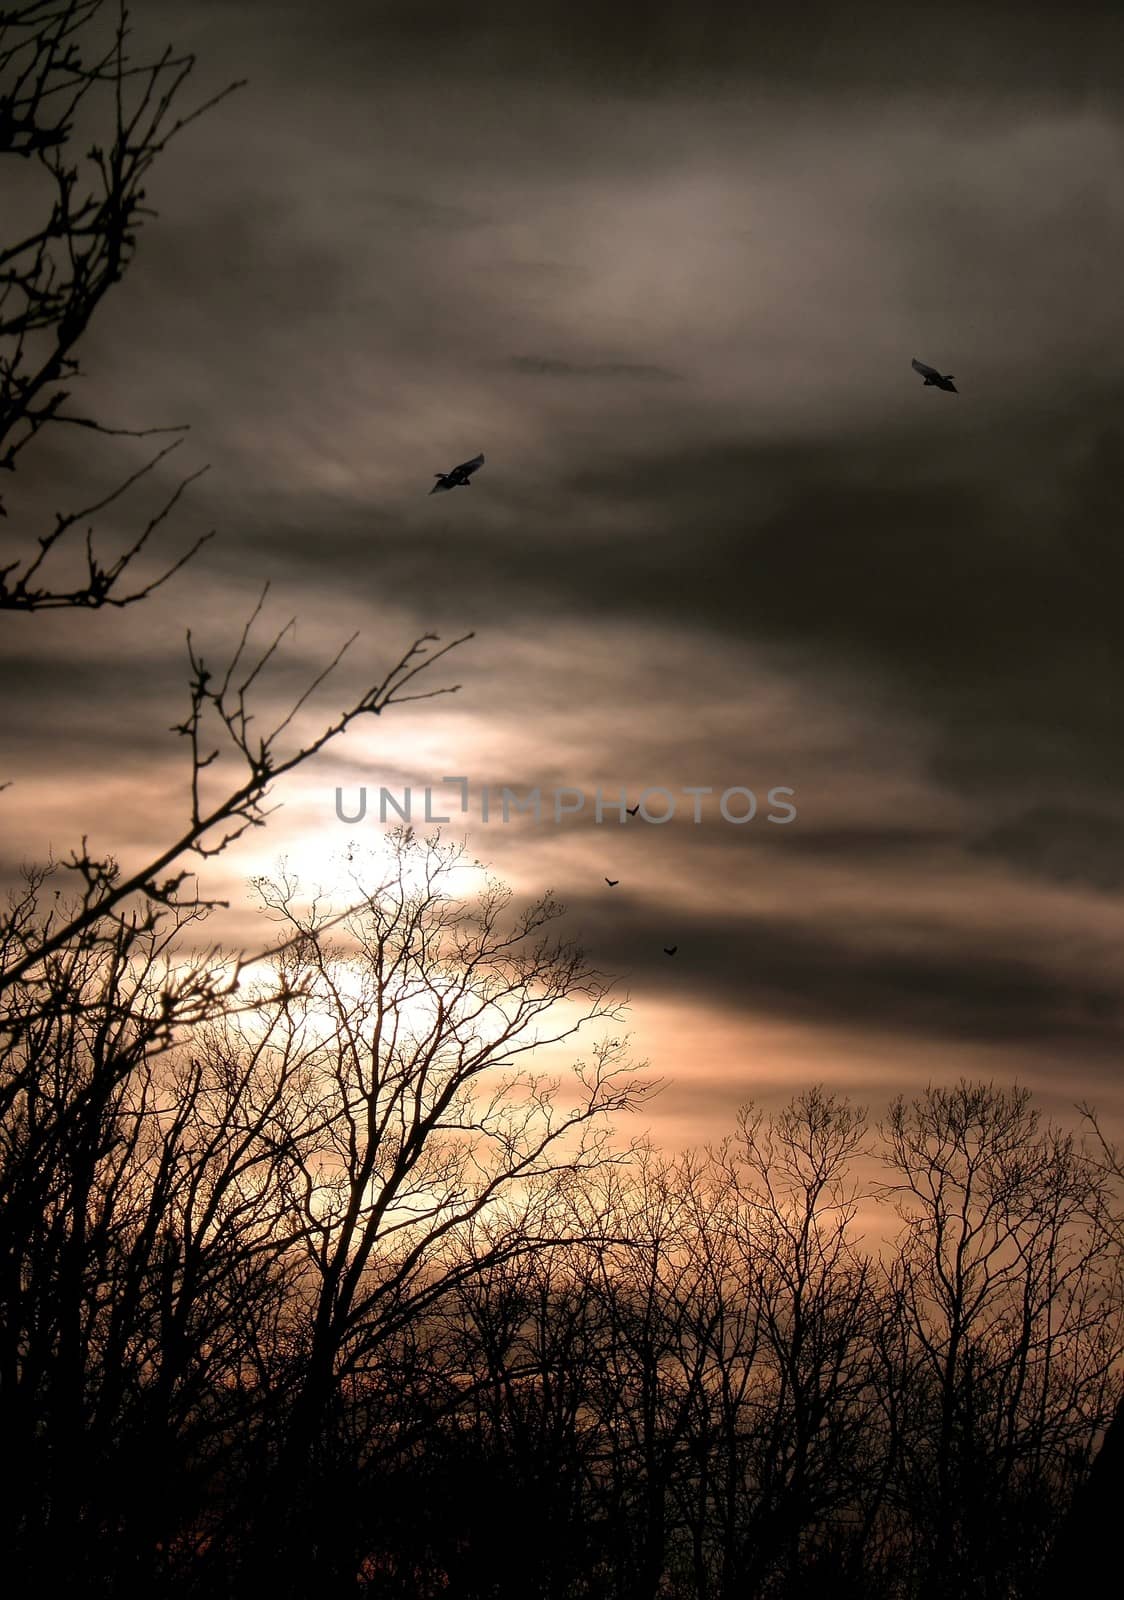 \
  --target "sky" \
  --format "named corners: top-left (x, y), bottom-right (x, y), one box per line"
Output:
top-left (3, 0), bottom-right (1124, 1156)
